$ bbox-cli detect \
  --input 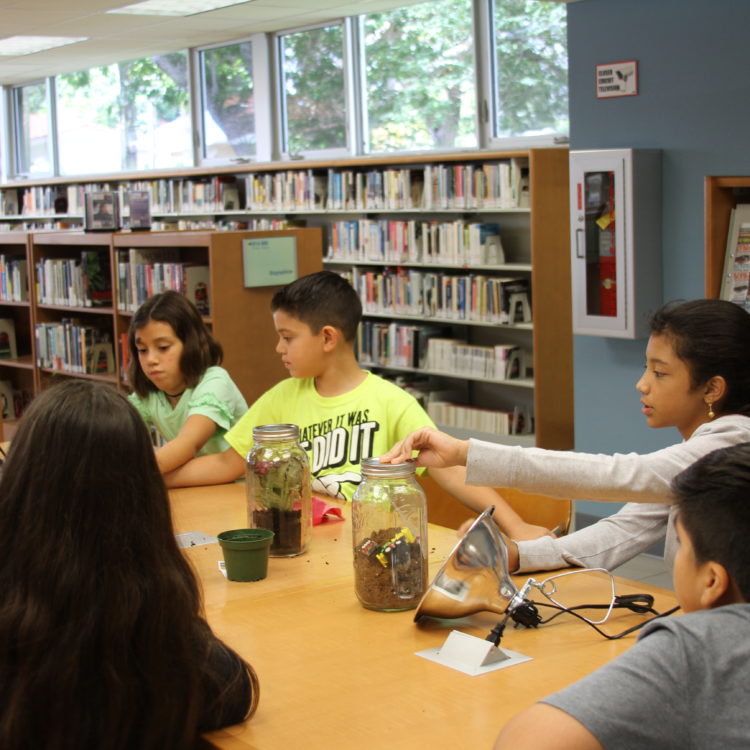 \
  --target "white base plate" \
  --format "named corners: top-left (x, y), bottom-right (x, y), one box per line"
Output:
top-left (416, 630), bottom-right (532, 676)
